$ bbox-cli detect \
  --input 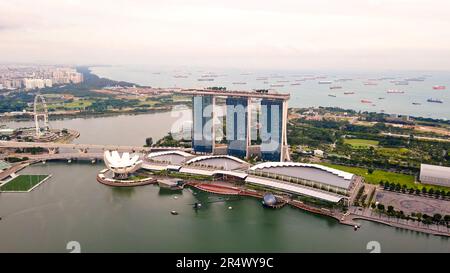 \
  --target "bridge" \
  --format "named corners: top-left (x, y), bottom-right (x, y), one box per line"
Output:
top-left (0, 141), bottom-right (191, 154)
